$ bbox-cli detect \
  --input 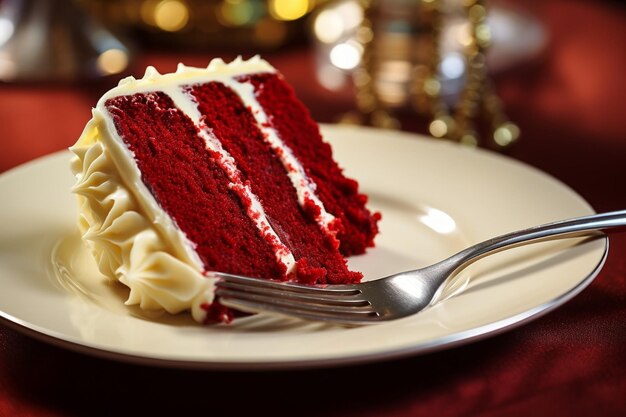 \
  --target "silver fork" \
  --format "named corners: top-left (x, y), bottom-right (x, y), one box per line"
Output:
top-left (215, 210), bottom-right (626, 325)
